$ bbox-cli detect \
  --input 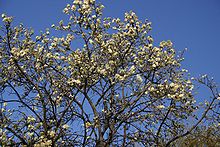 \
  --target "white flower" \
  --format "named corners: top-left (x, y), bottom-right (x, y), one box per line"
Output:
top-left (172, 84), bottom-right (179, 91)
top-left (99, 69), bottom-right (106, 75)
top-left (202, 74), bottom-right (207, 78)
top-left (27, 116), bottom-right (36, 123)
top-left (136, 74), bottom-right (143, 83)
top-left (89, 39), bottom-right (94, 44)
top-left (85, 122), bottom-right (92, 128)
top-left (73, 79), bottom-right (81, 84)
top-left (71, 5), bottom-right (76, 11)
top-left (152, 64), bottom-right (157, 68)
top-left (62, 124), bottom-right (69, 129)
top-left (49, 131), bottom-right (56, 137)
top-left (27, 132), bottom-right (34, 137)
top-left (148, 86), bottom-right (155, 92)
top-left (46, 140), bottom-right (52, 146)
top-left (28, 124), bottom-right (34, 130)
top-left (170, 82), bottom-right (175, 87)
top-left (3, 102), bottom-right (7, 107)
top-left (178, 93), bottom-right (184, 98)
top-left (63, 8), bottom-right (69, 14)
top-left (217, 97), bottom-right (220, 100)
top-left (1, 13), bottom-right (6, 18)
top-left (147, 36), bottom-right (153, 42)
top-left (156, 105), bottom-right (165, 109)
top-left (129, 65), bottom-right (136, 74)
